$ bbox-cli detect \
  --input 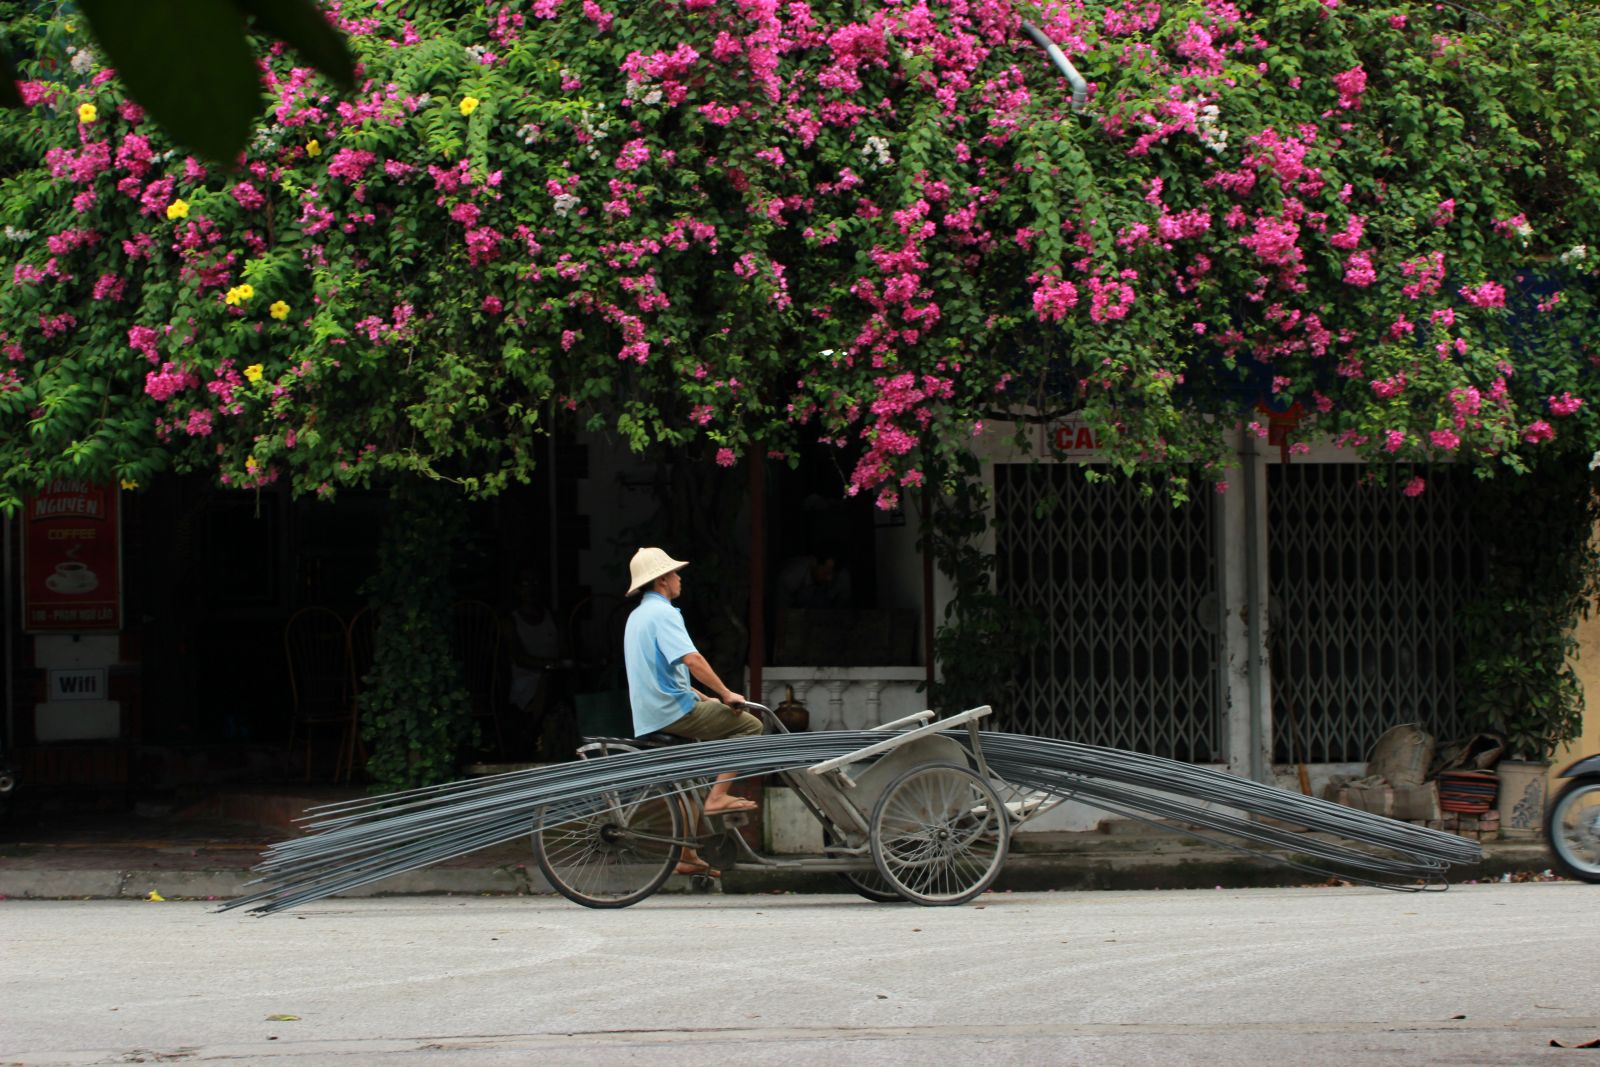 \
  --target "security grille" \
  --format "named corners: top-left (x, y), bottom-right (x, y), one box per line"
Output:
top-left (1267, 465), bottom-right (1483, 763)
top-left (993, 464), bottom-right (1223, 760)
